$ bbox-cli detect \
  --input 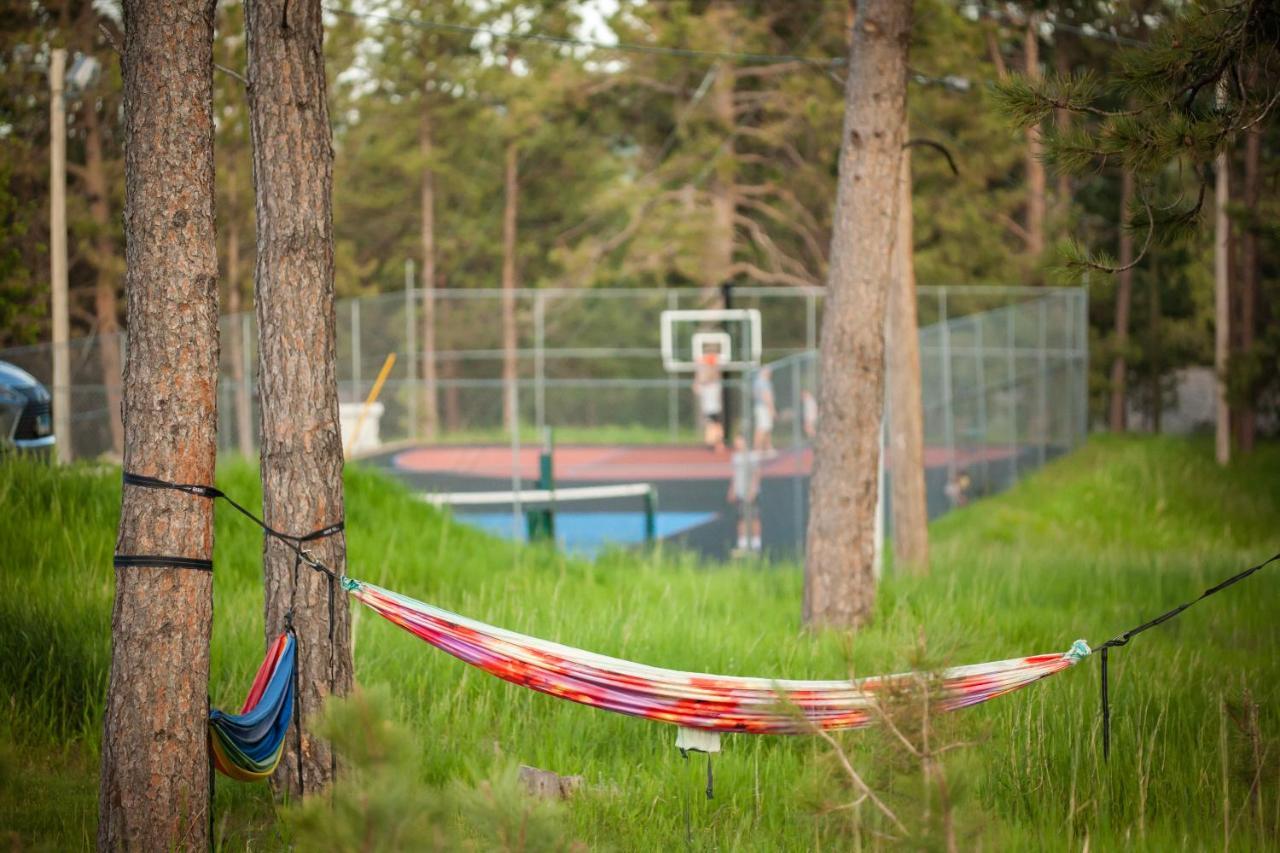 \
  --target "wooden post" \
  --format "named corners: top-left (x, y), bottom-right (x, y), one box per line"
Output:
top-left (49, 48), bottom-right (70, 463)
